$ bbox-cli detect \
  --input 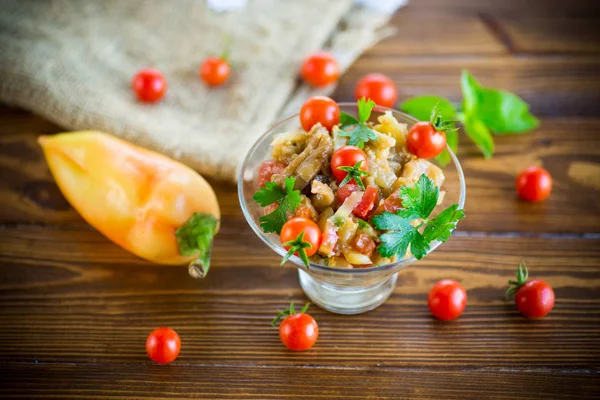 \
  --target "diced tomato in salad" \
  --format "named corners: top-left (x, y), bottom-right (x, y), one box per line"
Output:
top-left (352, 234), bottom-right (375, 257)
top-left (258, 160), bottom-right (286, 187)
top-left (336, 184), bottom-right (378, 219)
